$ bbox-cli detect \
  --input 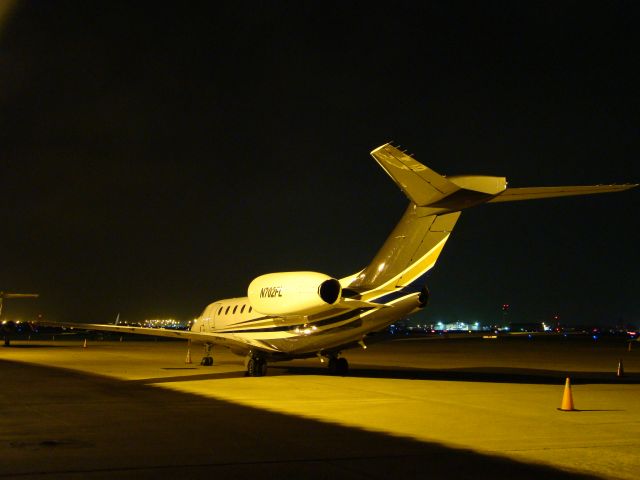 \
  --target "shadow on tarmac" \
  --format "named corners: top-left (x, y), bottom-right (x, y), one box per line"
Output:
top-left (133, 365), bottom-right (640, 386)
top-left (275, 364), bottom-right (640, 385)
top-left (128, 362), bottom-right (640, 386)
top-left (134, 370), bottom-right (247, 384)
top-left (3, 344), bottom-right (82, 349)
top-left (1, 359), bottom-right (599, 480)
